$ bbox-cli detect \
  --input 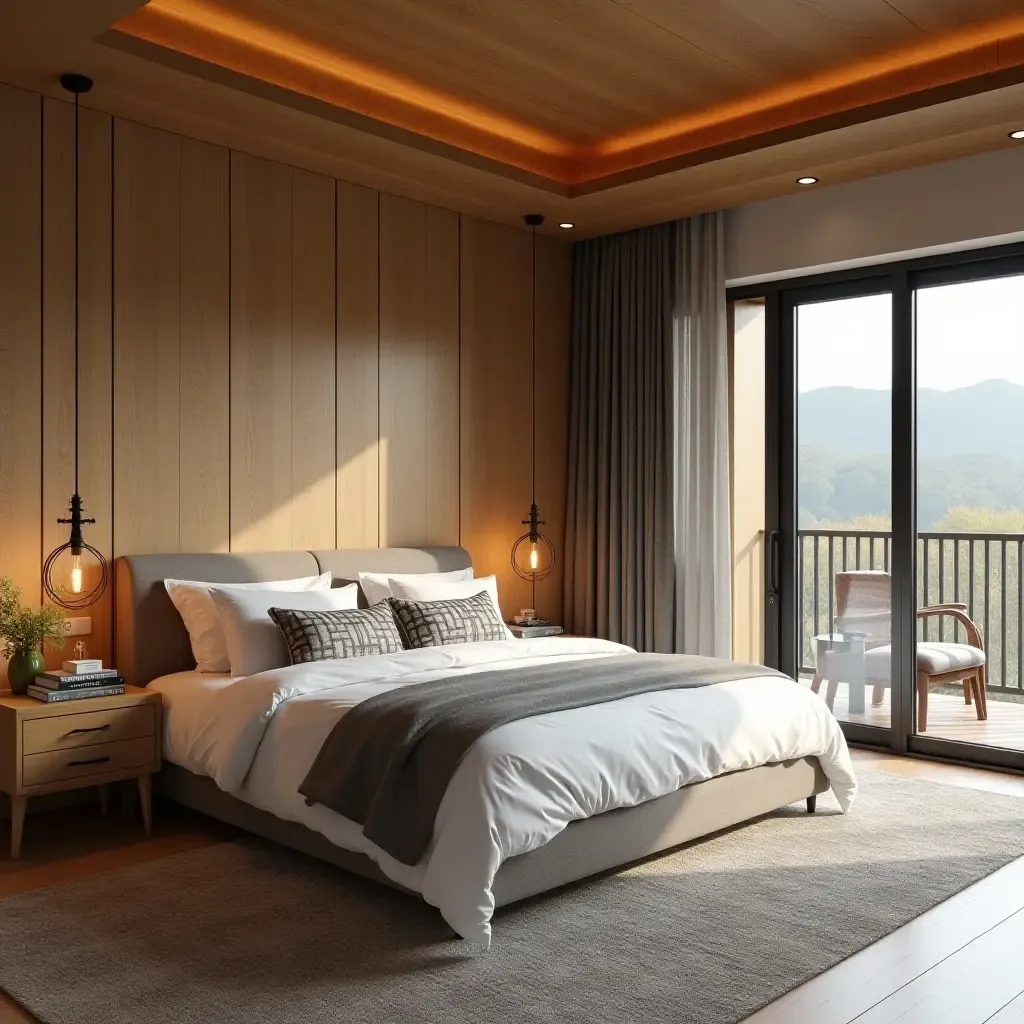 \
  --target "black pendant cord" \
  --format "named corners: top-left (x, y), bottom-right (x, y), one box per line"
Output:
top-left (530, 222), bottom-right (537, 608)
top-left (510, 214), bottom-right (552, 592)
top-left (73, 86), bottom-right (80, 497)
top-left (530, 220), bottom-right (537, 512)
